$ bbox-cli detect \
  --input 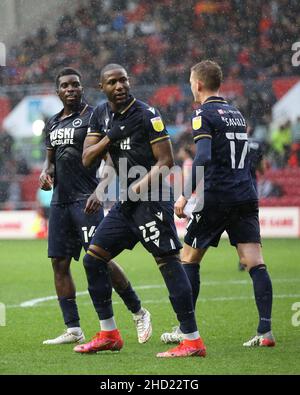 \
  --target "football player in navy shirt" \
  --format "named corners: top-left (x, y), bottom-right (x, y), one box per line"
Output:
top-left (74, 64), bottom-right (205, 358)
top-left (39, 68), bottom-right (151, 345)
top-left (161, 60), bottom-right (275, 348)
